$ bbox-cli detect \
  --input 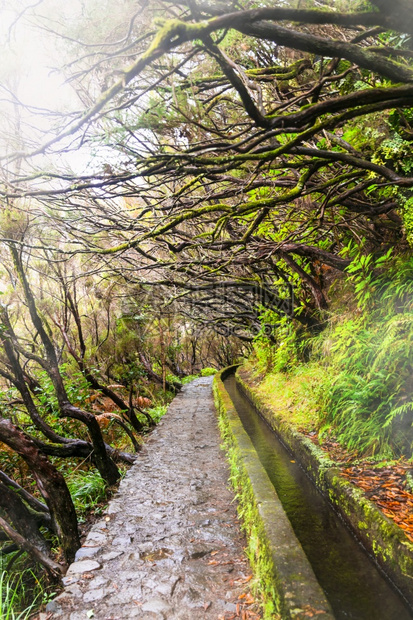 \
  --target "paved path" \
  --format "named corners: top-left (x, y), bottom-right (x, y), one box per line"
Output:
top-left (48, 377), bottom-right (260, 620)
